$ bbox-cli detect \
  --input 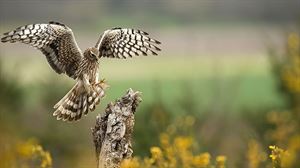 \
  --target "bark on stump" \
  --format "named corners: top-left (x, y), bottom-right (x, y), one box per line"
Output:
top-left (92, 88), bottom-right (142, 168)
